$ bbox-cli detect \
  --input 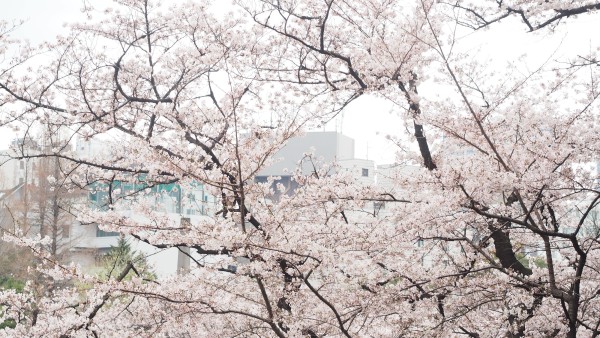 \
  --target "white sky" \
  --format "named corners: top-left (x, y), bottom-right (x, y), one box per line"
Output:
top-left (1, 2), bottom-right (598, 164)
top-left (0, 0), bottom-right (84, 152)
